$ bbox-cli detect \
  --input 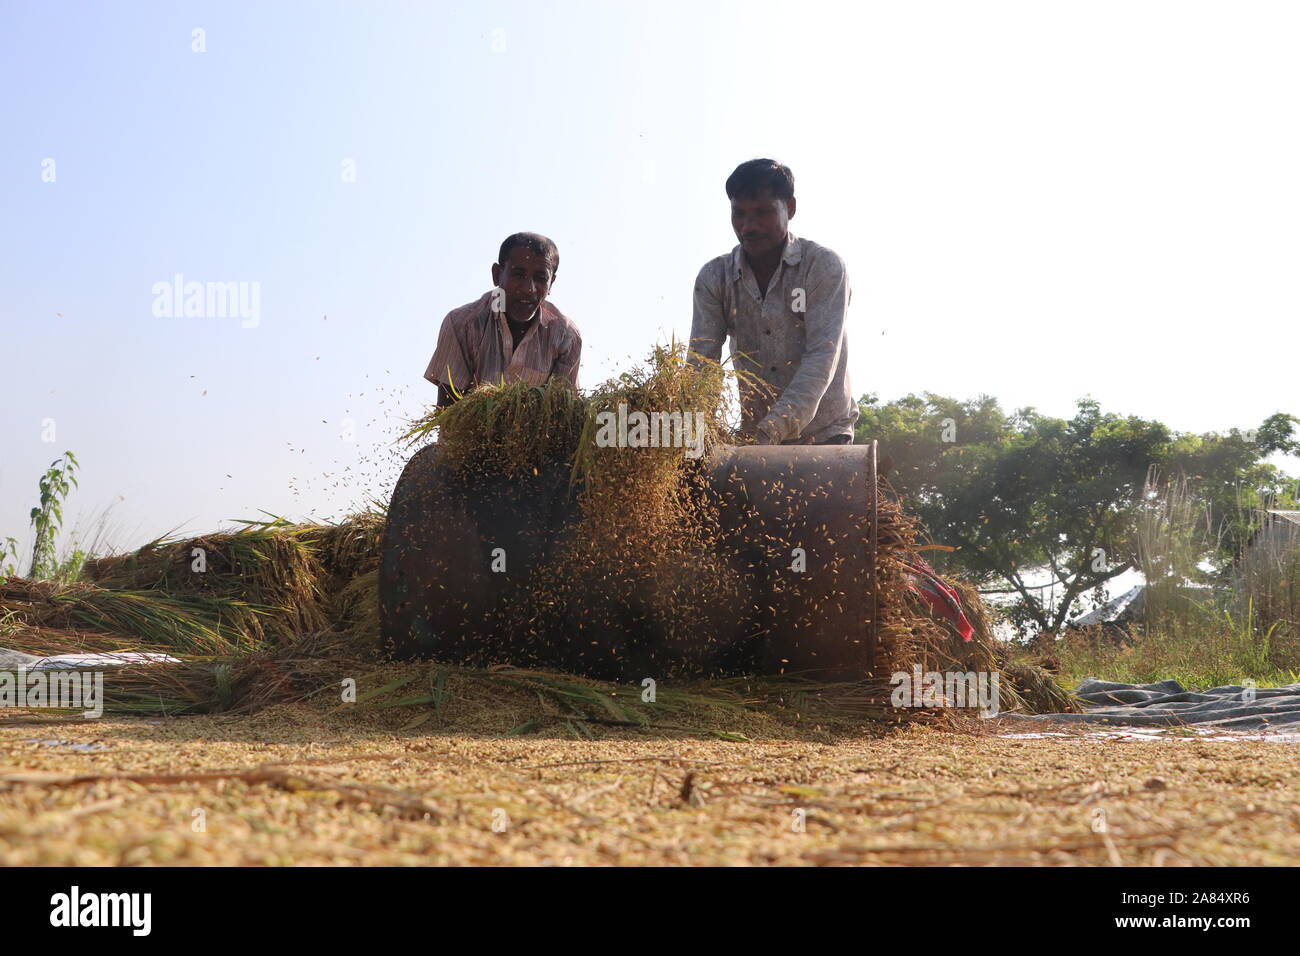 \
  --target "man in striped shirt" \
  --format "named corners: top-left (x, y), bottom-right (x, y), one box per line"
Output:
top-left (425, 233), bottom-right (583, 405)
